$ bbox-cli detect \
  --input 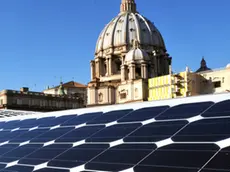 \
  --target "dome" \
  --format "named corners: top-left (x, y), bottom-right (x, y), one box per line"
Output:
top-left (226, 63), bottom-right (230, 68)
top-left (125, 40), bottom-right (150, 63)
top-left (95, 0), bottom-right (166, 56)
